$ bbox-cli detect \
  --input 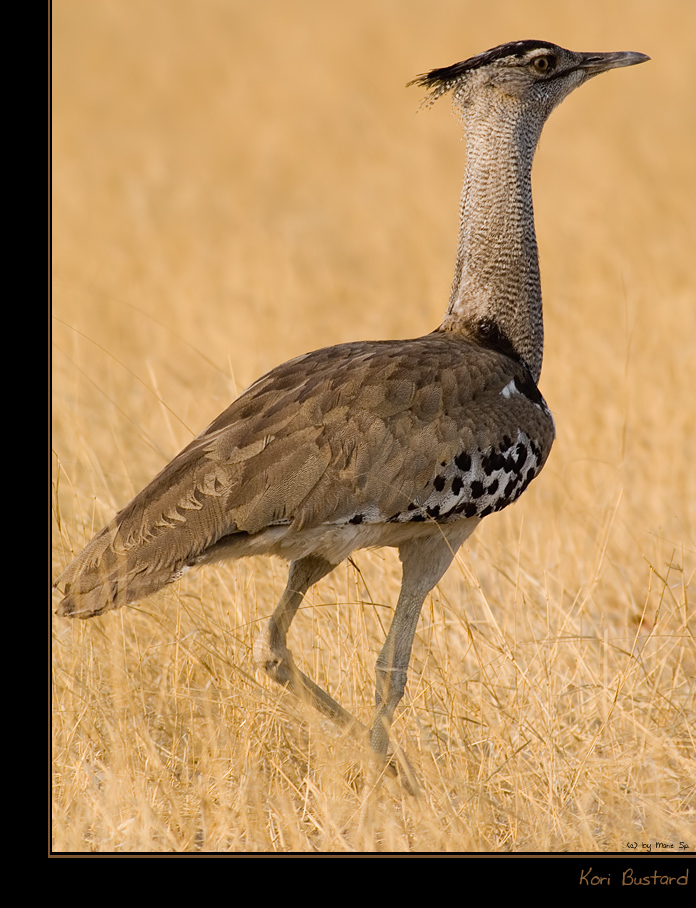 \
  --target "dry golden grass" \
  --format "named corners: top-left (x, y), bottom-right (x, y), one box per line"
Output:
top-left (52, 0), bottom-right (695, 852)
